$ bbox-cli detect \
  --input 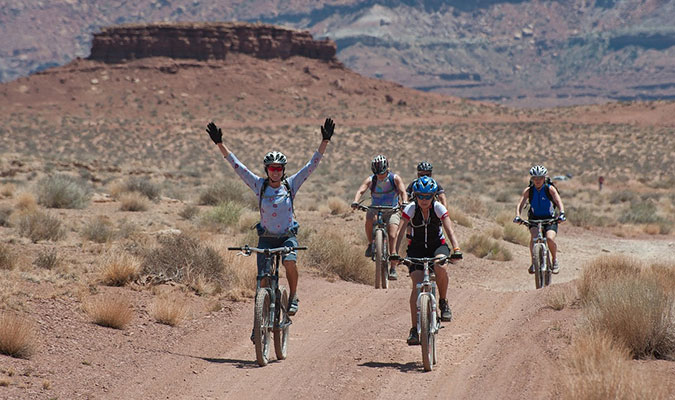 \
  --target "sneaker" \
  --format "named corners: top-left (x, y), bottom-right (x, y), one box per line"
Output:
top-left (439, 299), bottom-right (453, 322)
top-left (528, 264), bottom-right (535, 274)
top-left (365, 244), bottom-right (373, 258)
top-left (389, 266), bottom-right (398, 280)
top-left (287, 294), bottom-right (299, 316)
top-left (552, 260), bottom-right (560, 274)
top-left (407, 327), bottom-right (420, 346)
